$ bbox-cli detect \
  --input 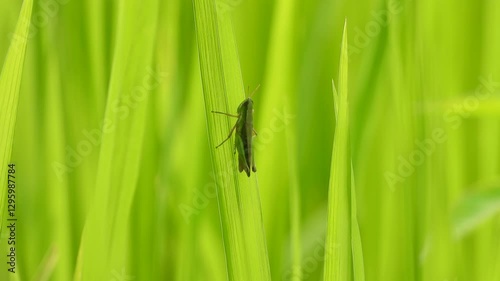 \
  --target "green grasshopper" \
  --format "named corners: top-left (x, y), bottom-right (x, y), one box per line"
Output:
top-left (212, 85), bottom-right (260, 177)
